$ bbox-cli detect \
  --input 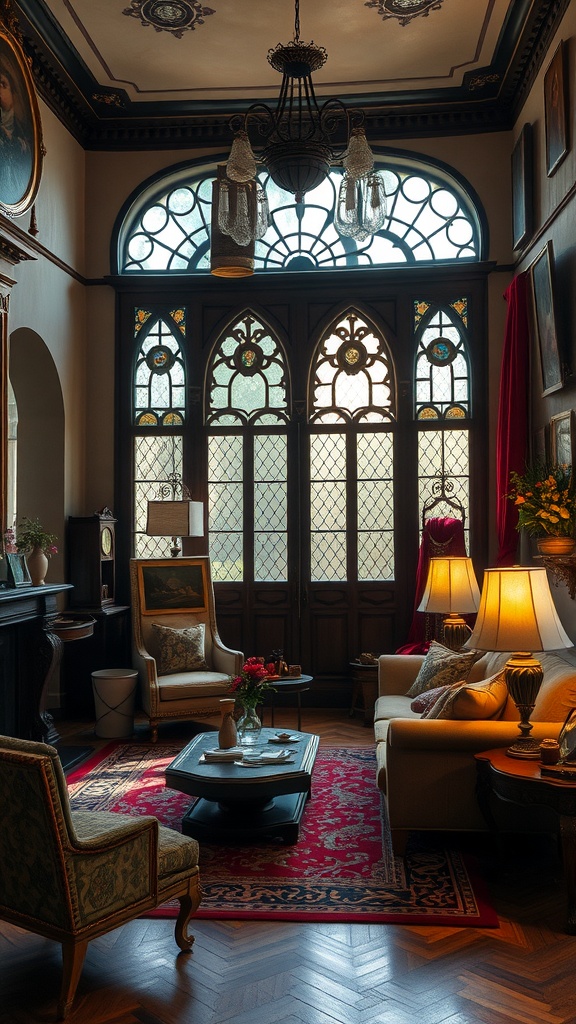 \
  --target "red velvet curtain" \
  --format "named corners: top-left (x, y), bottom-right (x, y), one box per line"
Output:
top-left (496, 274), bottom-right (530, 566)
top-left (396, 516), bottom-right (467, 654)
